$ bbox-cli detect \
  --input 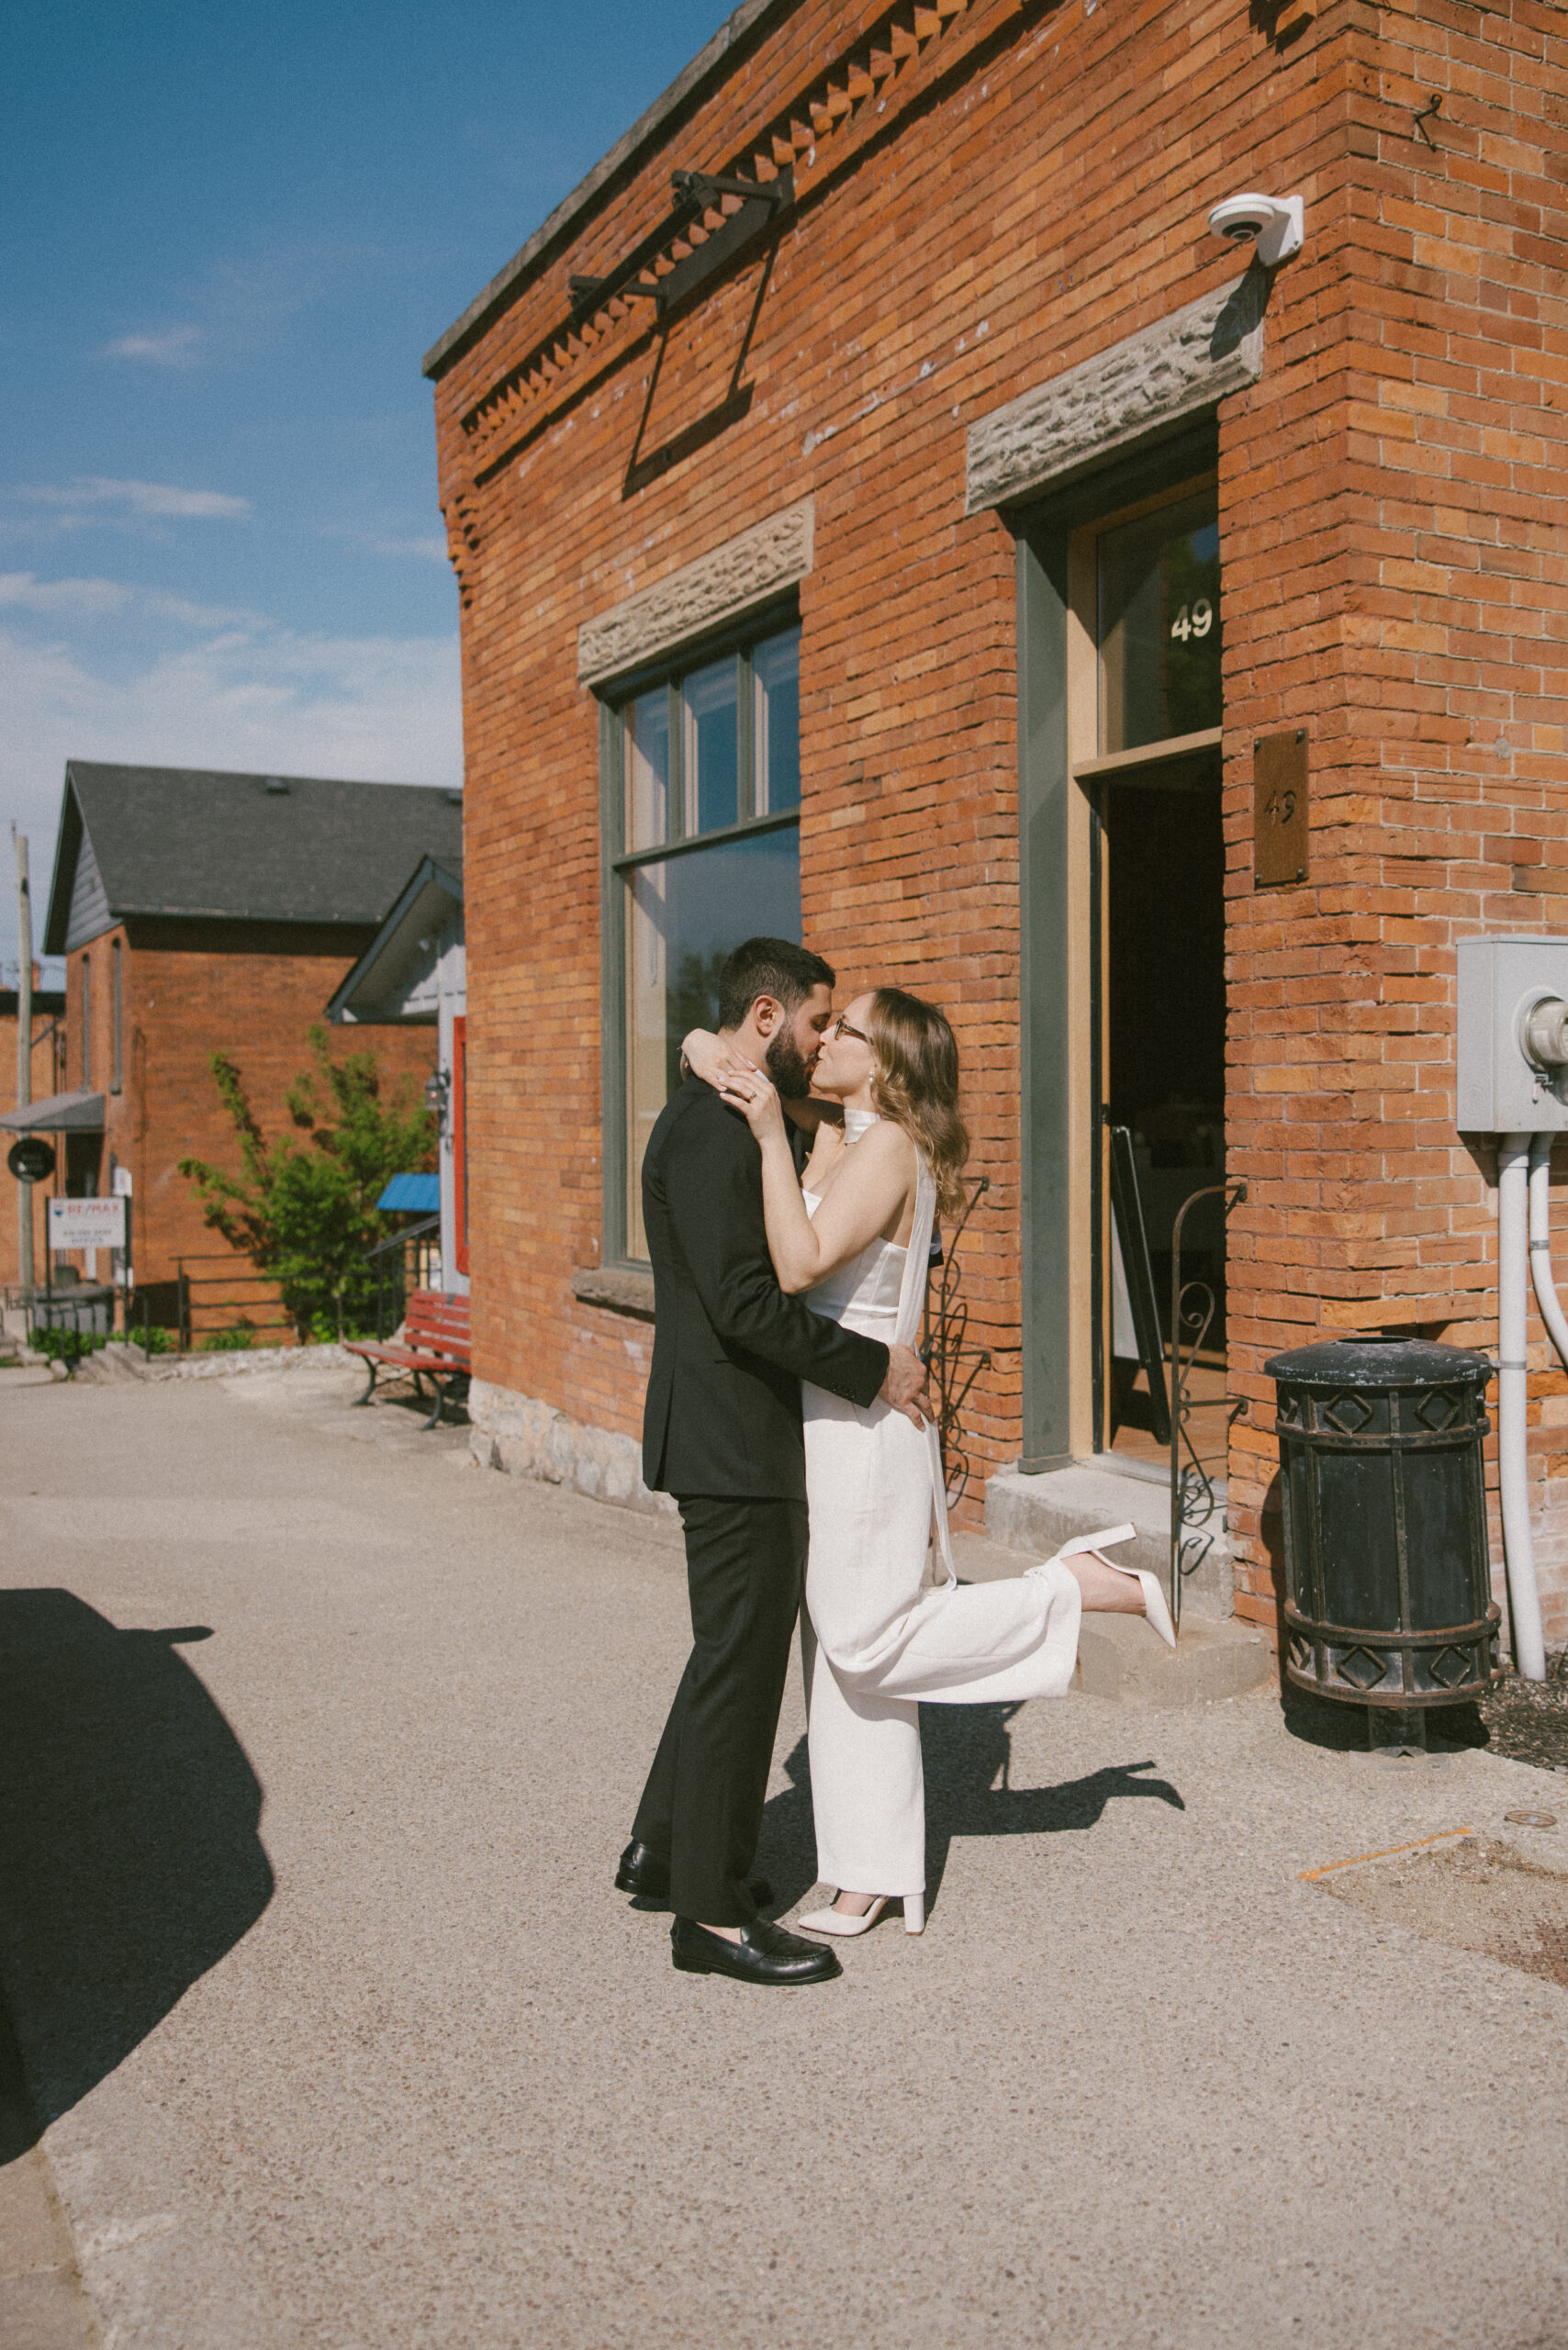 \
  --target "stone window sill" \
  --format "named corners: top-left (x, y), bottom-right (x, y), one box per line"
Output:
top-left (570, 1265), bottom-right (655, 1321)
